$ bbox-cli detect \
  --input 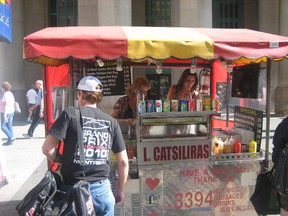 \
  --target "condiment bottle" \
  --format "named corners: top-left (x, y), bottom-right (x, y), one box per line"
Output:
top-left (223, 138), bottom-right (229, 154)
top-left (212, 135), bottom-right (218, 154)
top-left (213, 143), bottom-right (219, 155)
top-left (216, 138), bottom-right (224, 154)
top-left (233, 140), bottom-right (242, 153)
top-left (228, 136), bottom-right (234, 153)
top-left (248, 139), bottom-right (257, 153)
